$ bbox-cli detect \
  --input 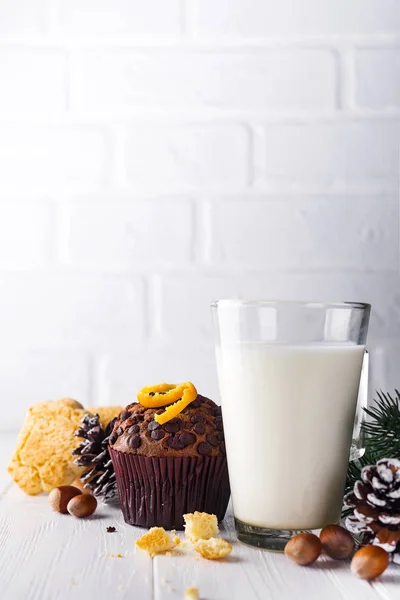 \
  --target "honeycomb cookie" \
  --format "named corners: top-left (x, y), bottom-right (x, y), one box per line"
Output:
top-left (8, 399), bottom-right (123, 495)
